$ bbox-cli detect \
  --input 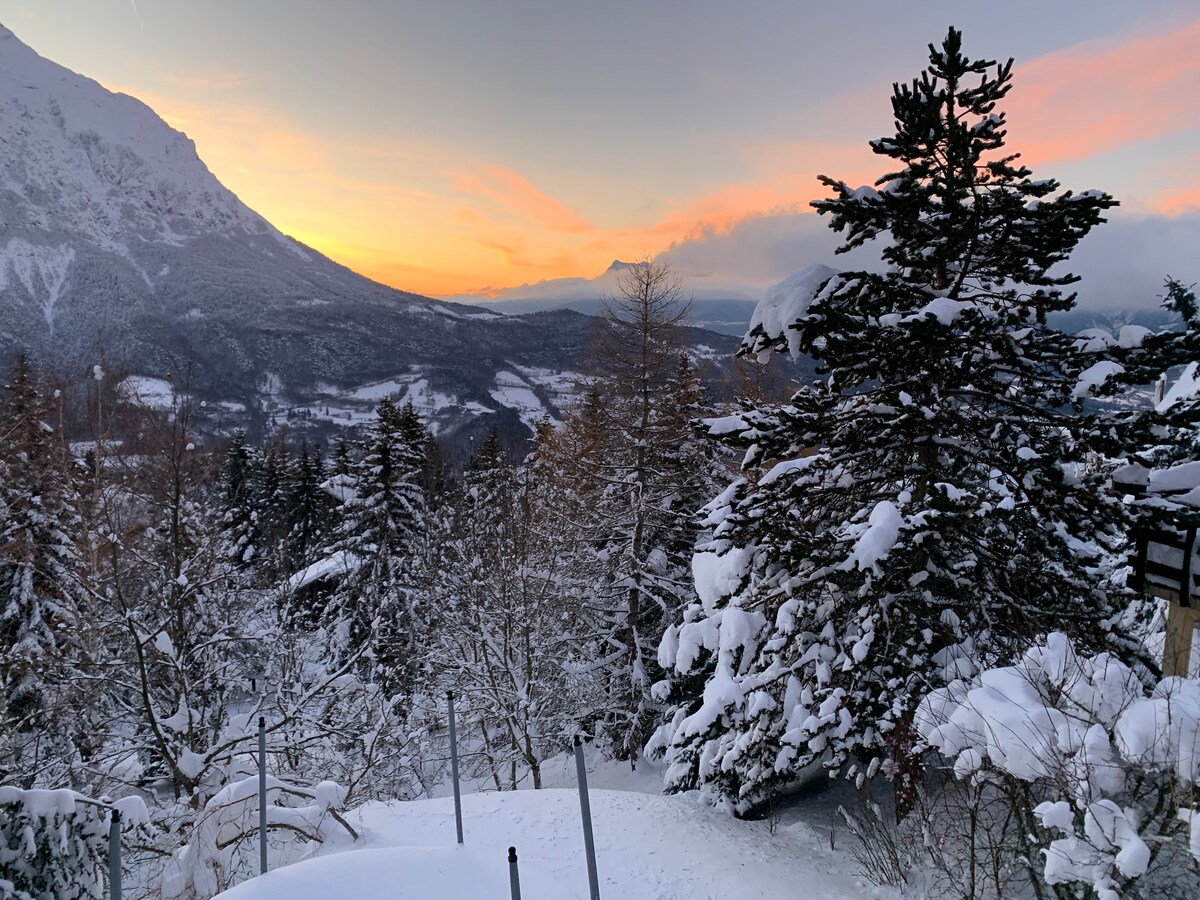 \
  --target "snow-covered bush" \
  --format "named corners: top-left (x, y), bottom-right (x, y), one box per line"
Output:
top-left (0, 788), bottom-right (147, 900)
top-left (160, 775), bottom-right (355, 899)
top-left (917, 633), bottom-right (1200, 898)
